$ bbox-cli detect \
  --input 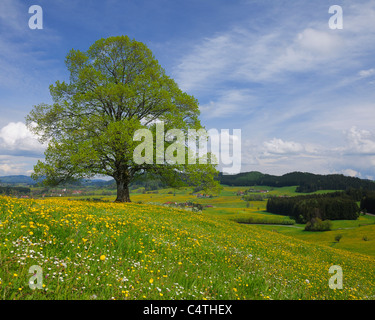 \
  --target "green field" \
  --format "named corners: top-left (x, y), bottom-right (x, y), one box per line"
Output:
top-left (59, 184), bottom-right (375, 257)
top-left (1, 185), bottom-right (374, 300)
